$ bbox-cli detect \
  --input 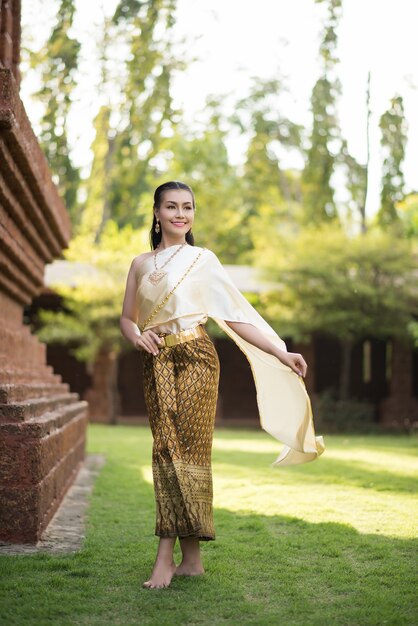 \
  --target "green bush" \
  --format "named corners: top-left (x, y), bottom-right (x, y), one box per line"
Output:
top-left (313, 389), bottom-right (379, 434)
